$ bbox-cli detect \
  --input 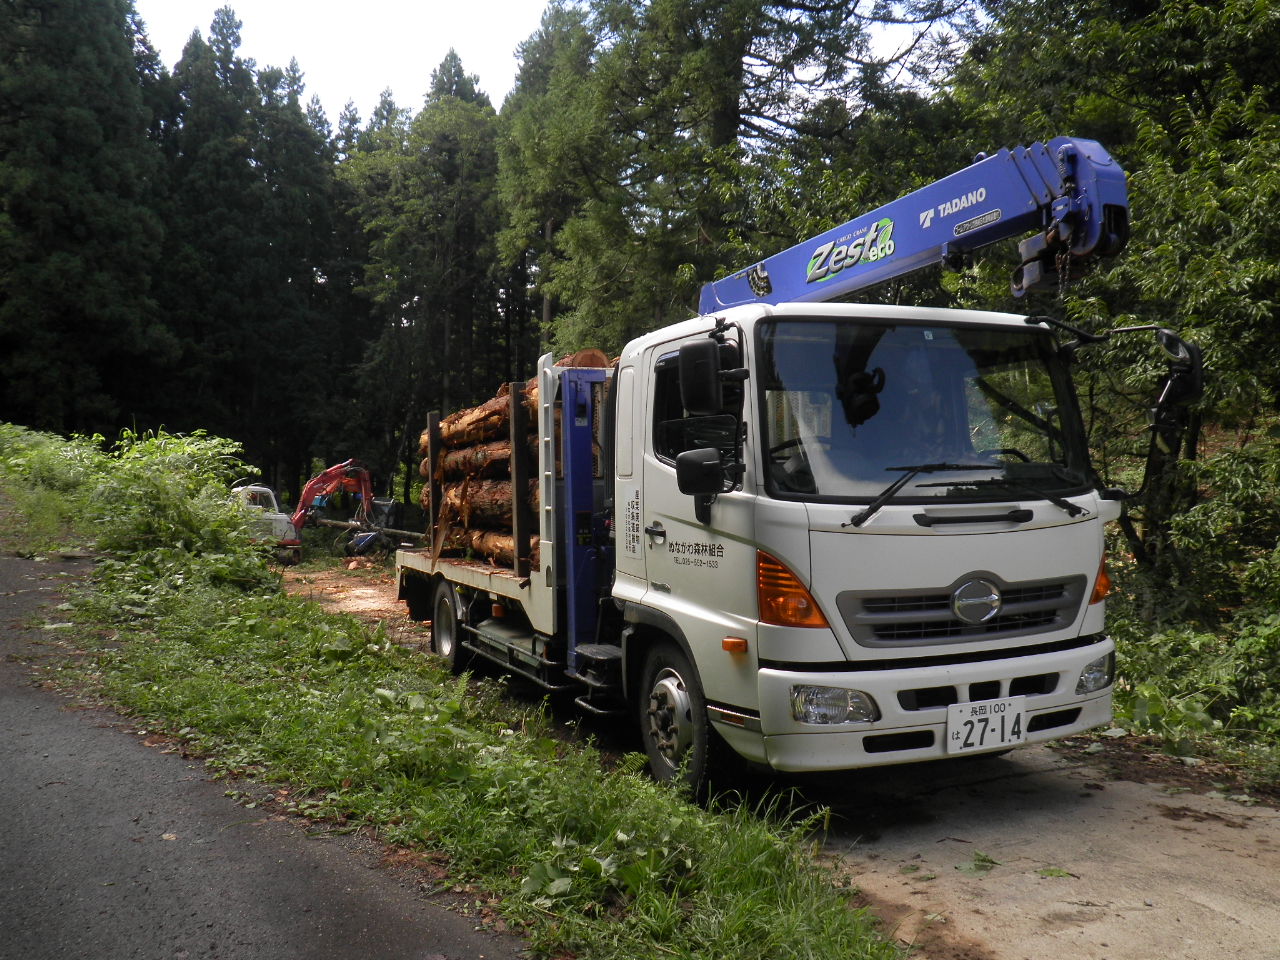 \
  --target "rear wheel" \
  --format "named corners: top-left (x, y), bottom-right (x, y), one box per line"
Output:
top-left (638, 644), bottom-right (715, 794)
top-left (431, 581), bottom-right (472, 673)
